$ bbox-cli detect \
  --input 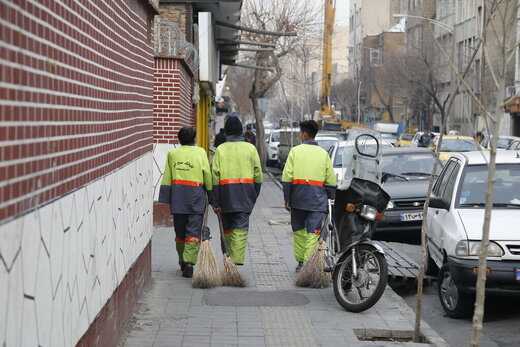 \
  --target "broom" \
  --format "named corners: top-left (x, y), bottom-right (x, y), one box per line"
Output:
top-left (192, 202), bottom-right (220, 288)
top-left (295, 240), bottom-right (331, 288)
top-left (217, 211), bottom-right (247, 287)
